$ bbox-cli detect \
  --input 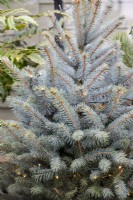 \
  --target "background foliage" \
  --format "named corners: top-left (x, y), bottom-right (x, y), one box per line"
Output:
top-left (0, 1), bottom-right (69, 102)
top-left (0, 2), bottom-right (44, 101)
top-left (114, 31), bottom-right (133, 68)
